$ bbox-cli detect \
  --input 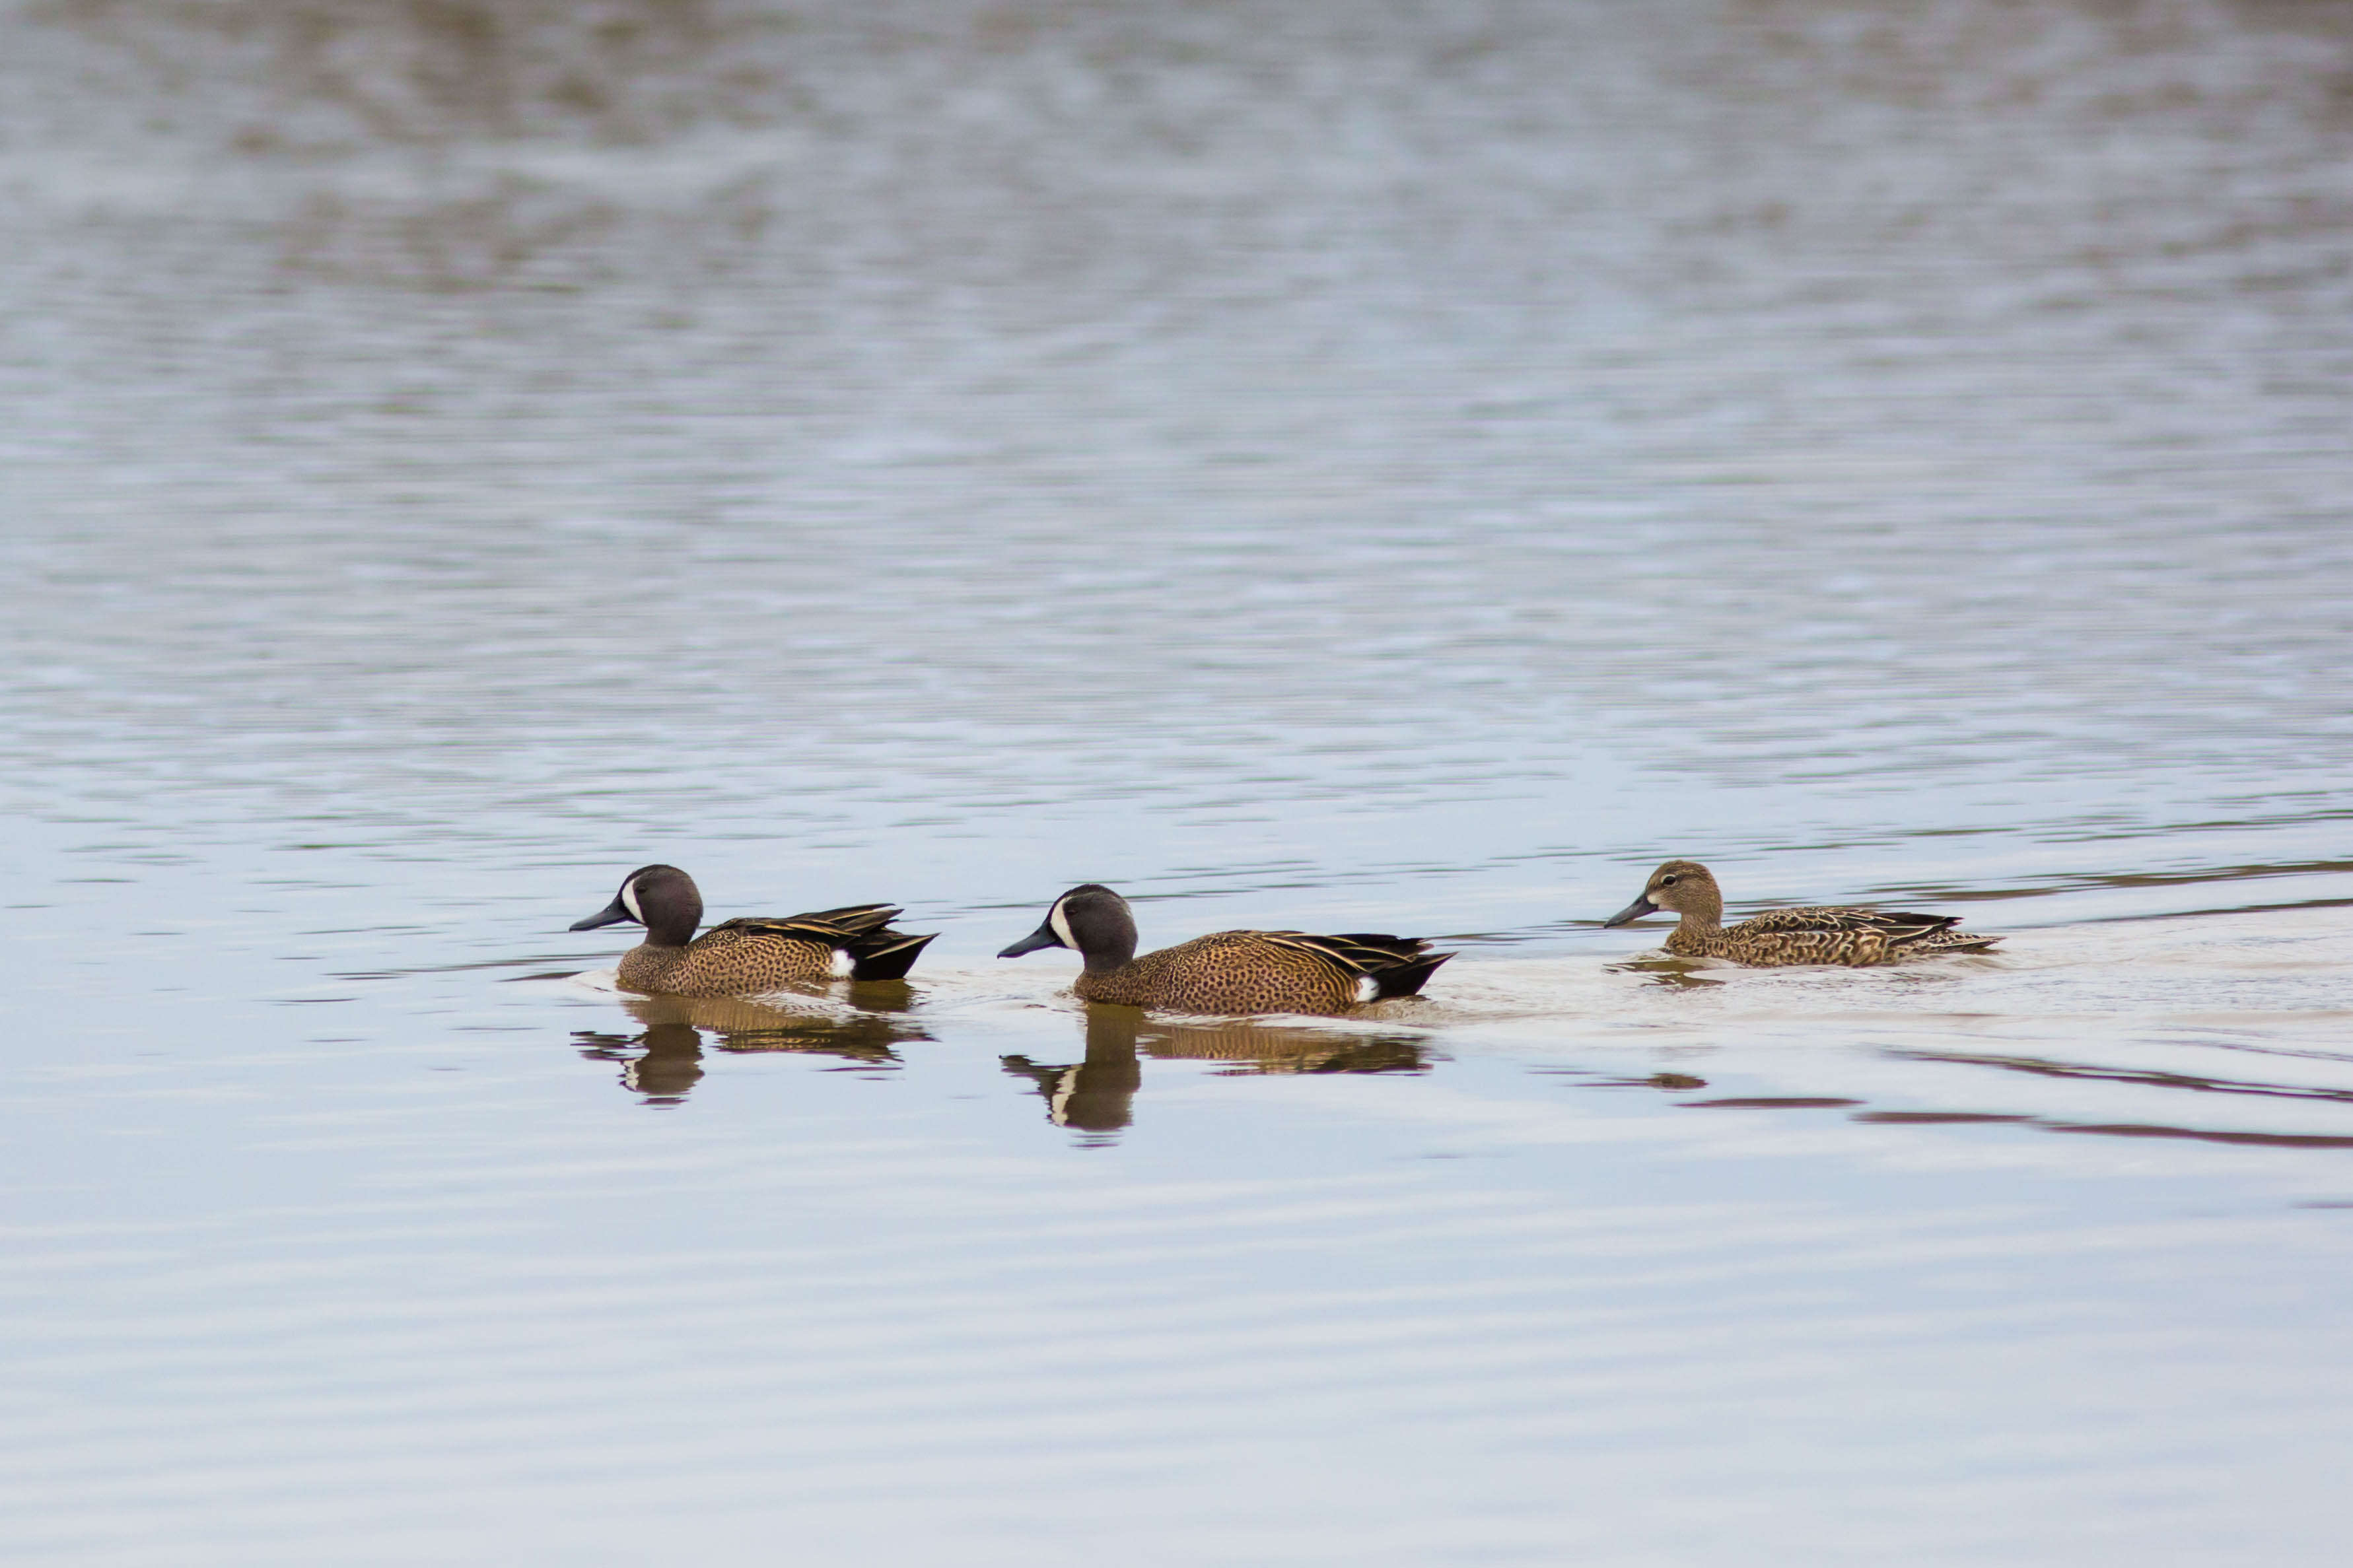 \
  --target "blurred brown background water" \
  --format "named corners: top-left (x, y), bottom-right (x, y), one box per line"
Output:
top-left (3, 2), bottom-right (2352, 1563)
